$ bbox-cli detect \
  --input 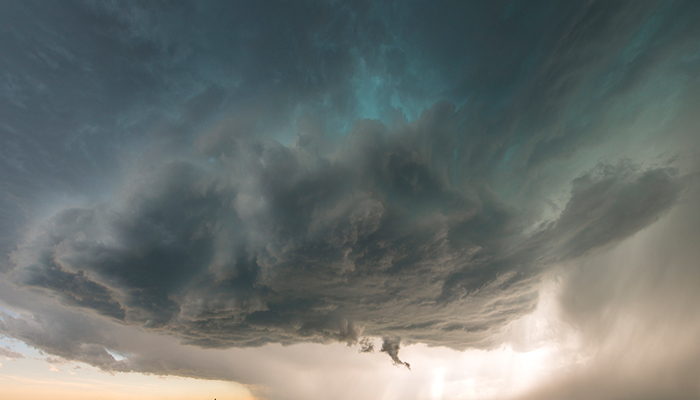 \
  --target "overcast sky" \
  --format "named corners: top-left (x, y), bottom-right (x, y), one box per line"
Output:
top-left (1, 1), bottom-right (700, 399)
